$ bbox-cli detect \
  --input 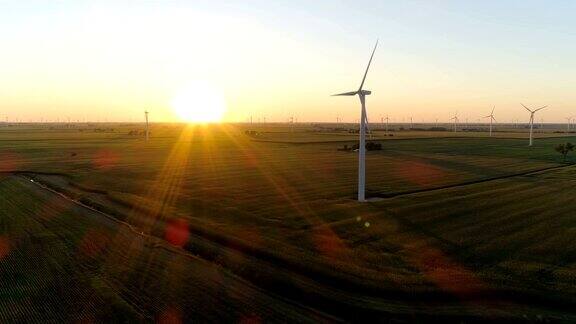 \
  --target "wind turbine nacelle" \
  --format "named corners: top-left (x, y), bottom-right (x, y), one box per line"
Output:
top-left (360, 90), bottom-right (372, 95)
